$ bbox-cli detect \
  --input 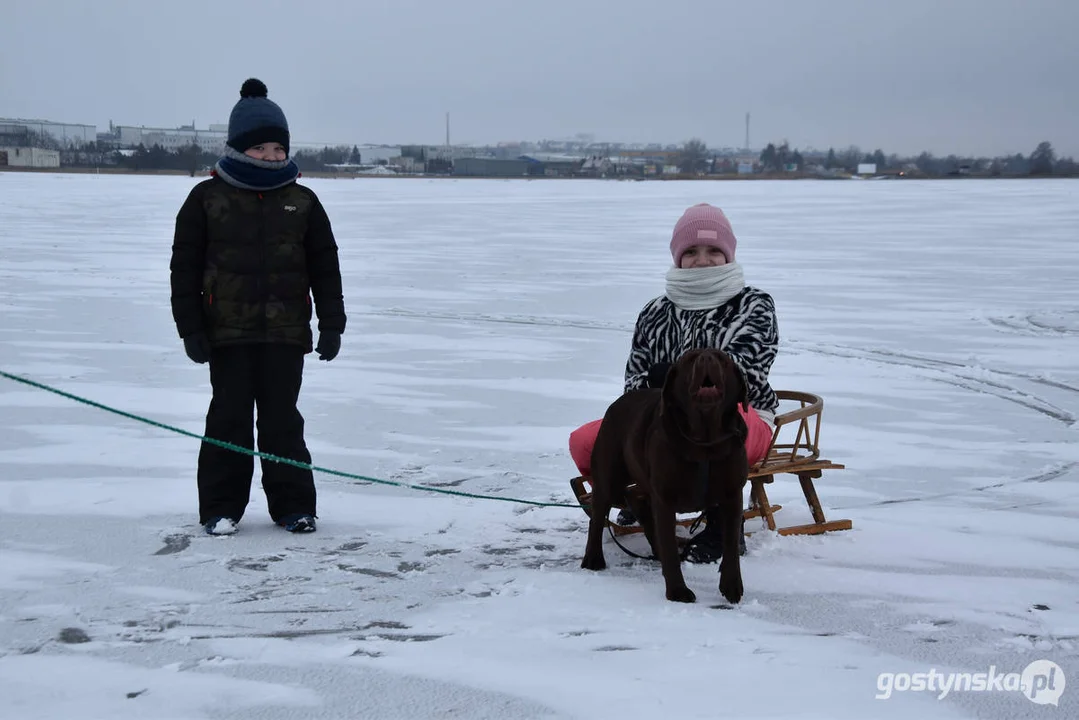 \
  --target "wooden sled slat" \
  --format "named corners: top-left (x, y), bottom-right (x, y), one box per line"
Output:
top-left (570, 476), bottom-right (775, 538)
top-left (570, 476), bottom-right (703, 536)
top-left (777, 520), bottom-right (853, 536)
